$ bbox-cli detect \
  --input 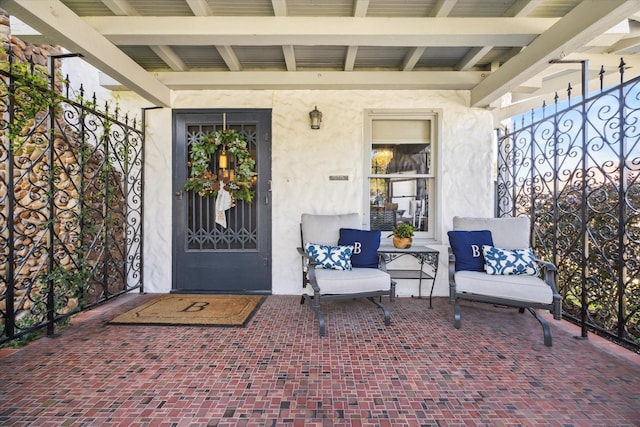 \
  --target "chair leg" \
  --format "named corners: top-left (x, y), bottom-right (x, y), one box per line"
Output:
top-left (303, 294), bottom-right (326, 336)
top-left (367, 297), bottom-right (391, 326)
top-left (390, 280), bottom-right (397, 302)
top-left (454, 301), bottom-right (461, 329)
top-left (527, 307), bottom-right (552, 347)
